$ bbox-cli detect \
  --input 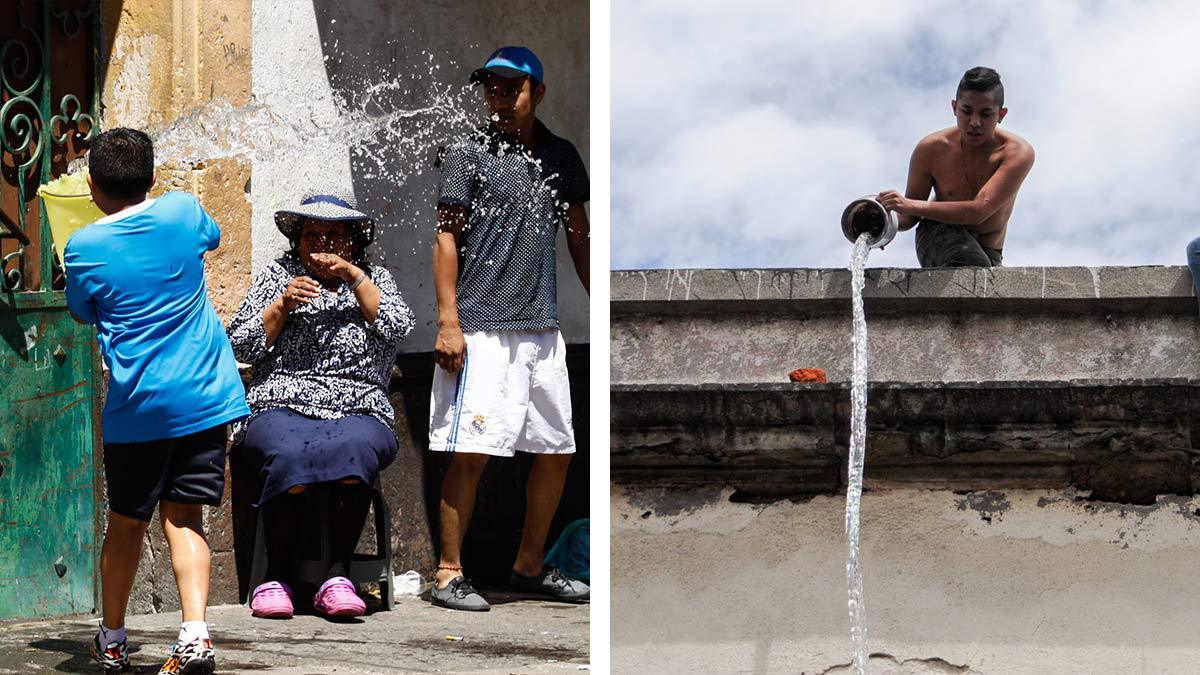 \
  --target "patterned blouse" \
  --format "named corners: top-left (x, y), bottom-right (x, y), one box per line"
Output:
top-left (226, 254), bottom-right (415, 442)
